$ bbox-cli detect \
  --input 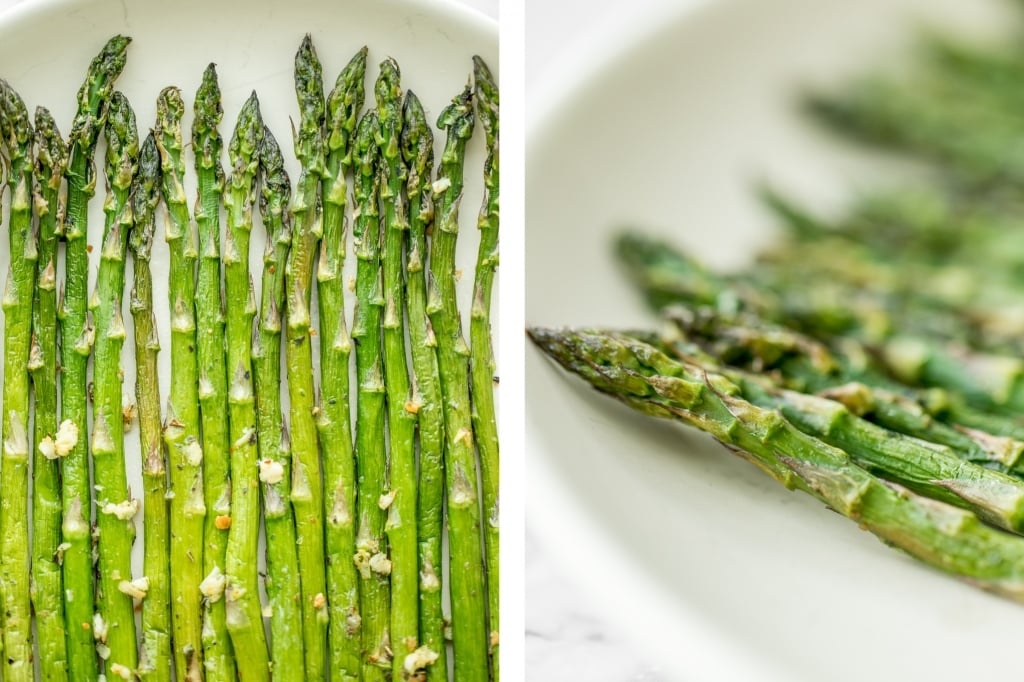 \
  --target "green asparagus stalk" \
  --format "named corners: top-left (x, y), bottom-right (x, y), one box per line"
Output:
top-left (319, 47), bottom-right (366, 682)
top-left (61, 36), bottom-right (129, 681)
top-left (0, 78), bottom-right (35, 682)
top-left (428, 85), bottom-right (490, 681)
top-left (156, 86), bottom-right (206, 682)
top-left (648, 330), bottom-right (1024, 534)
top-left (131, 133), bottom-right (172, 682)
top-left (471, 55), bottom-right (501, 676)
top-left (352, 110), bottom-right (389, 679)
top-left (401, 91), bottom-right (447, 677)
top-left (664, 306), bottom-right (1024, 475)
top-left (91, 90), bottom-right (139, 677)
top-left (223, 92), bottom-right (271, 680)
top-left (617, 232), bottom-right (1024, 415)
top-left (285, 35), bottom-right (329, 679)
top-left (528, 327), bottom-right (1024, 603)
top-left (30, 106), bottom-right (68, 682)
top-left (255, 125), bottom-right (306, 681)
top-left (375, 58), bottom-right (420, 681)
top-left (191, 64), bottom-right (235, 682)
